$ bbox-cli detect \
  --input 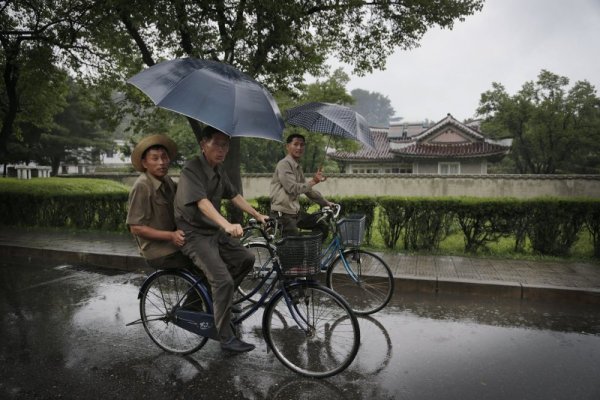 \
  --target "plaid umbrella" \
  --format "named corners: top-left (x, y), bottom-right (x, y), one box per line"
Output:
top-left (128, 58), bottom-right (285, 142)
top-left (285, 102), bottom-right (375, 148)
